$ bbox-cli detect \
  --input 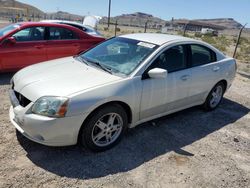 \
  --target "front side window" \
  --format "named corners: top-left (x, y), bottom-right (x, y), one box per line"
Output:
top-left (12, 27), bottom-right (45, 42)
top-left (190, 44), bottom-right (216, 66)
top-left (48, 27), bottom-right (78, 40)
top-left (150, 45), bottom-right (186, 73)
top-left (79, 37), bottom-right (158, 75)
